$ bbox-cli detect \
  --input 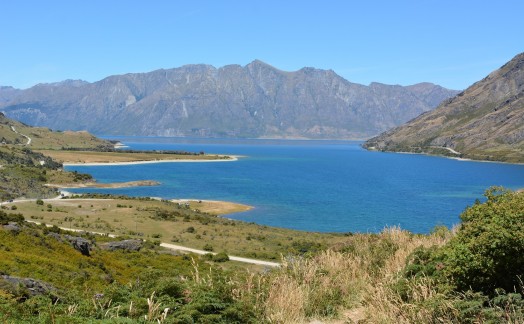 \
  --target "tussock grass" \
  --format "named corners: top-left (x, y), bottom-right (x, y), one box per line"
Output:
top-left (253, 226), bottom-right (455, 323)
